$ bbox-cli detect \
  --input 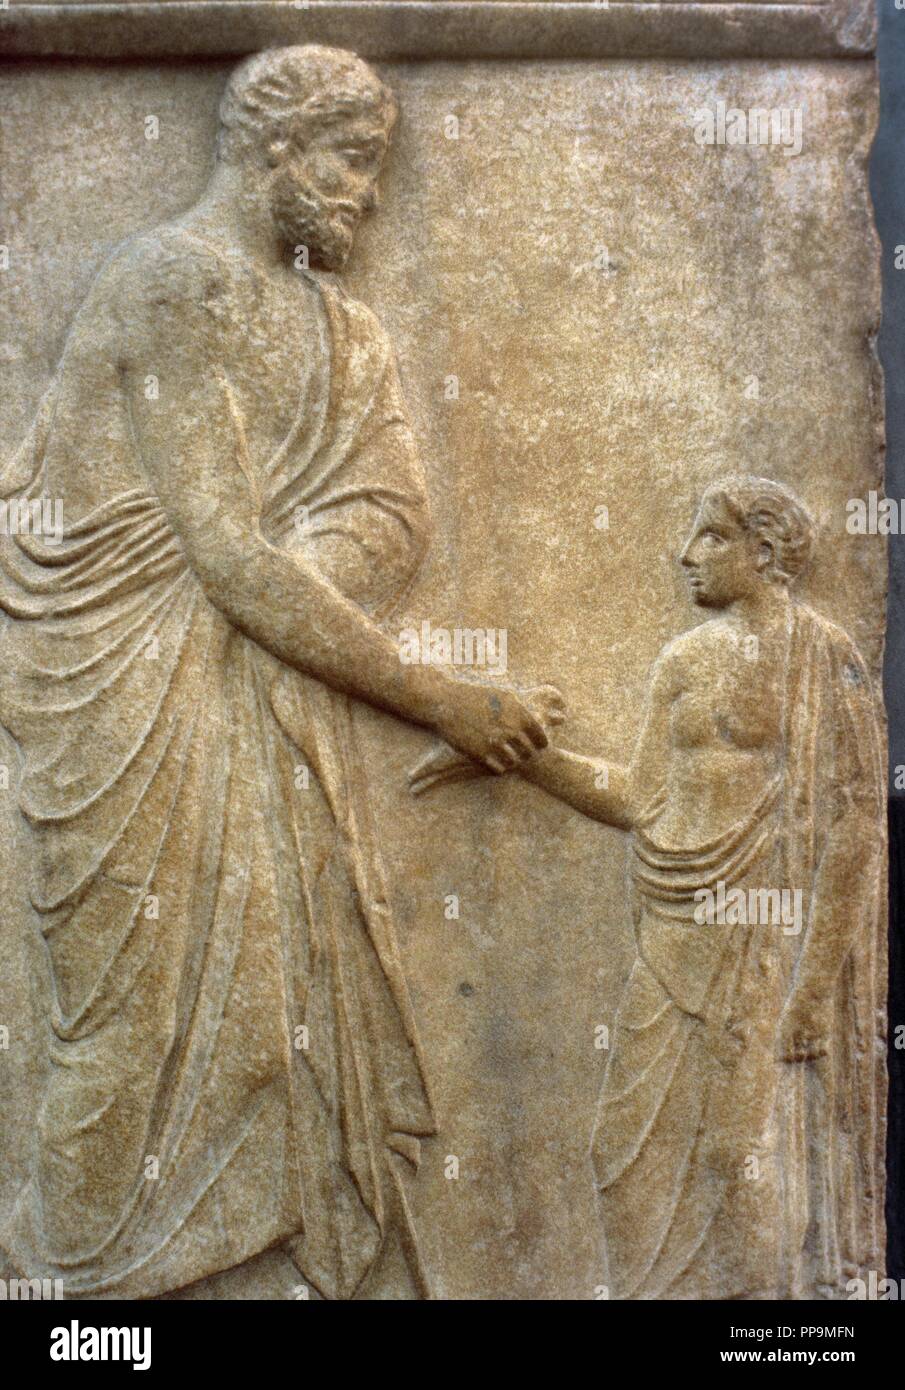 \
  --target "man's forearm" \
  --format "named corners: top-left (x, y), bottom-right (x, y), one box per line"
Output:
top-left (199, 529), bottom-right (447, 730)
